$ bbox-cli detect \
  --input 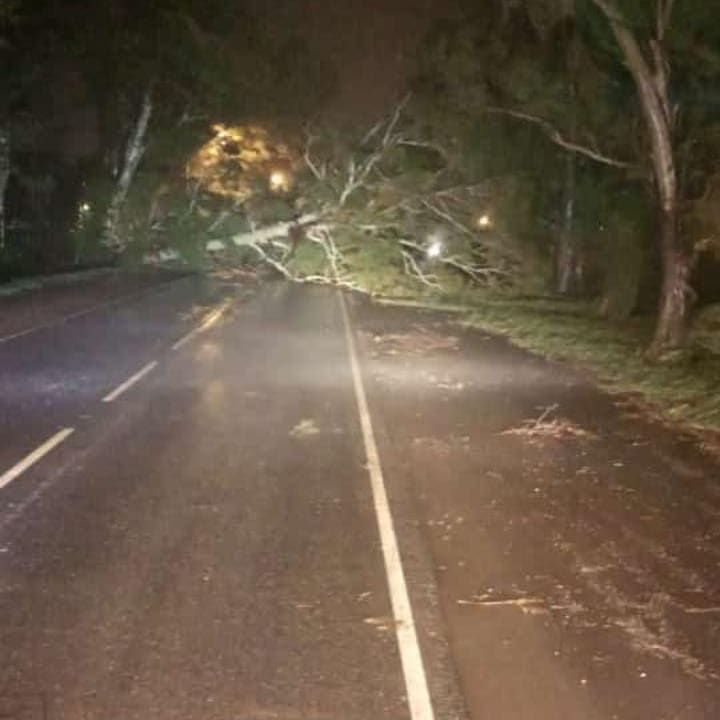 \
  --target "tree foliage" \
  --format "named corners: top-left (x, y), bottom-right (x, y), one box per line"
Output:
top-left (411, 0), bottom-right (720, 353)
